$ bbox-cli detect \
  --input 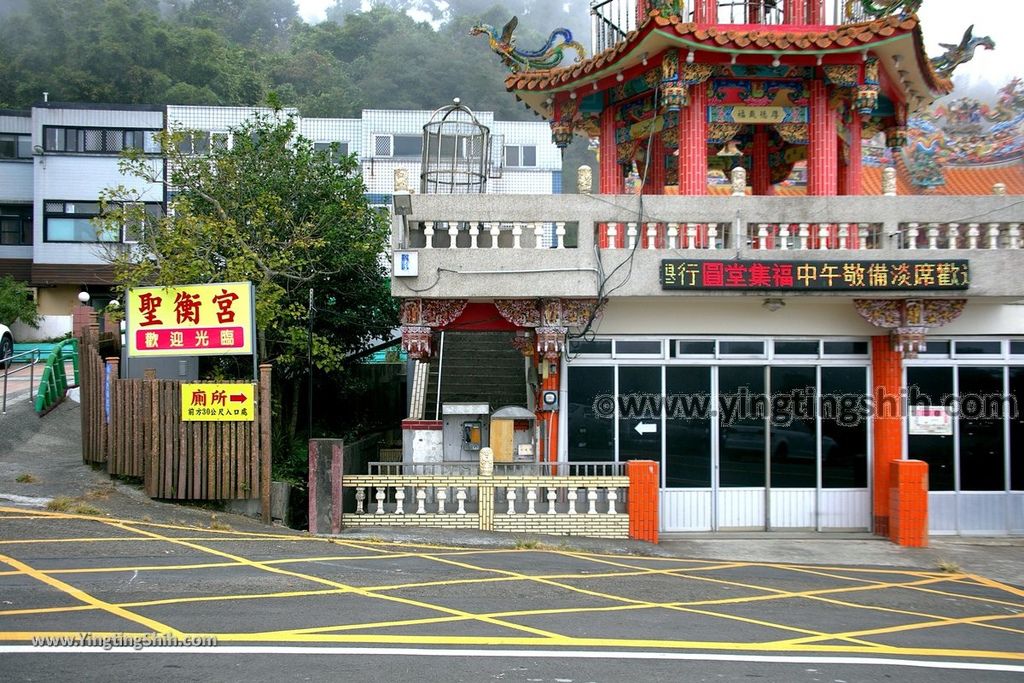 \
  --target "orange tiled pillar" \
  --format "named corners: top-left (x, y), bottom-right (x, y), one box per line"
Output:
top-left (541, 366), bottom-right (560, 463)
top-left (889, 460), bottom-right (929, 547)
top-left (872, 335), bottom-right (903, 536)
top-left (627, 460), bottom-right (659, 544)
top-left (808, 79), bottom-right (838, 196)
top-left (677, 84), bottom-right (709, 196)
